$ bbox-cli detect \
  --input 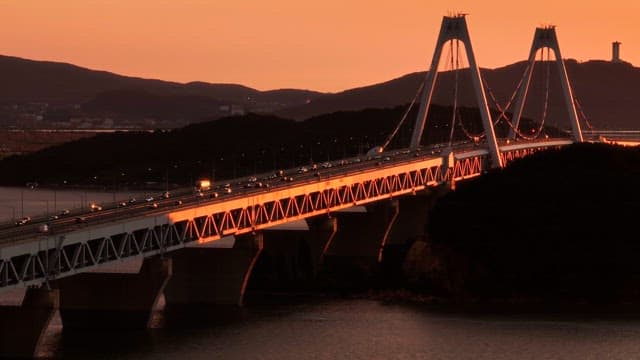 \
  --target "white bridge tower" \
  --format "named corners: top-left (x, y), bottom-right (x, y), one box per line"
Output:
top-left (508, 26), bottom-right (583, 142)
top-left (409, 14), bottom-right (503, 168)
